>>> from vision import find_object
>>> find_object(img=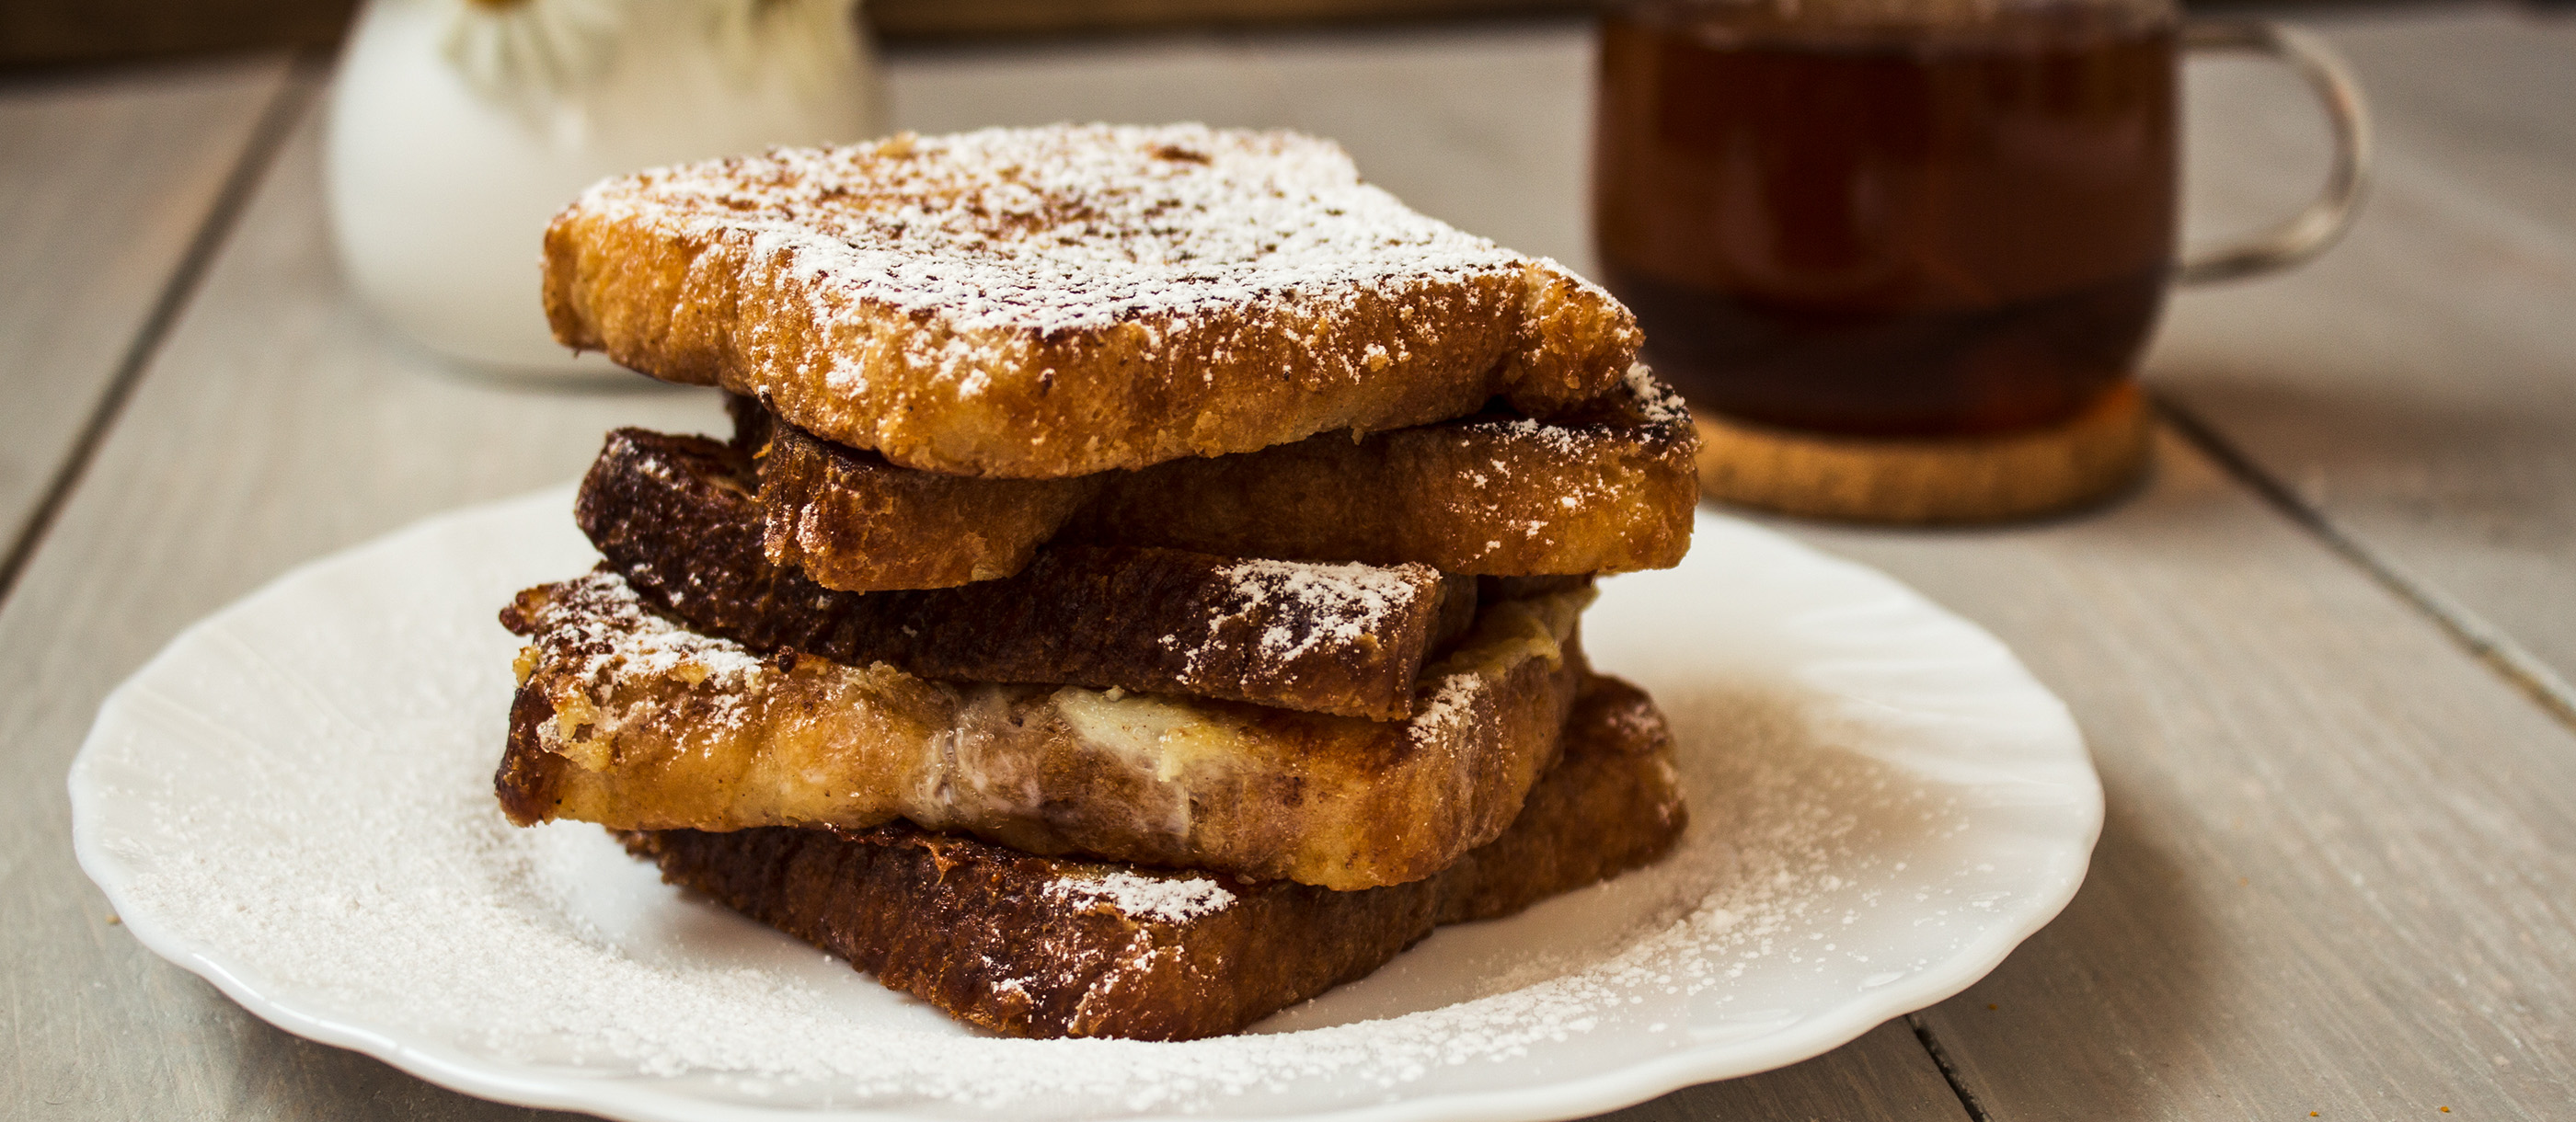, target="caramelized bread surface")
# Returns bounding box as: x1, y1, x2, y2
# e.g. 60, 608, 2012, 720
579, 429, 1473, 718
622, 674, 1686, 1040
750, 364, 1696, 590
497, 572, 1589, 888
756, 424, 1100, 590
1075, 364, 1699, 573
542, 124, 1638, 478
